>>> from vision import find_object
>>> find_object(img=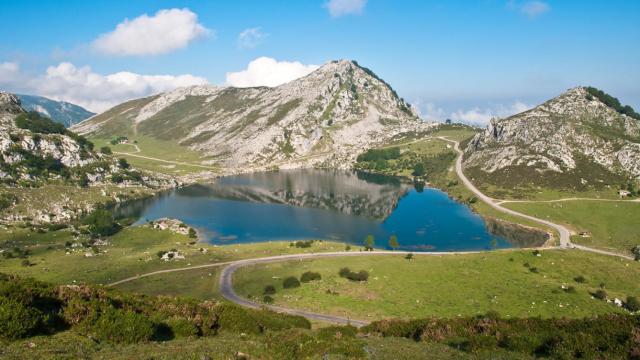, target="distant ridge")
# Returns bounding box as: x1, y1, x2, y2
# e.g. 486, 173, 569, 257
18, 94, 95, 127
